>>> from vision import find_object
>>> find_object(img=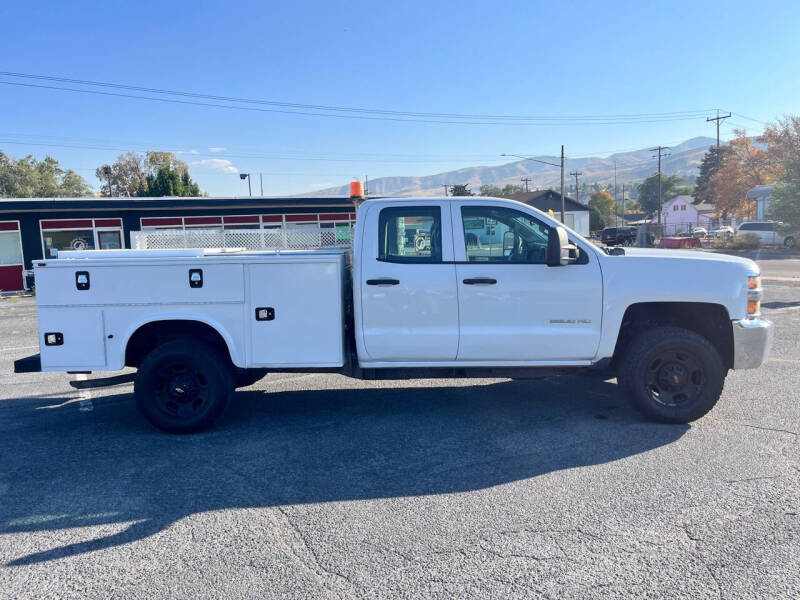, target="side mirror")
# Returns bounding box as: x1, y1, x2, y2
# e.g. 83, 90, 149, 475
502, 230, 515, 256
547, 226, 578, 266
